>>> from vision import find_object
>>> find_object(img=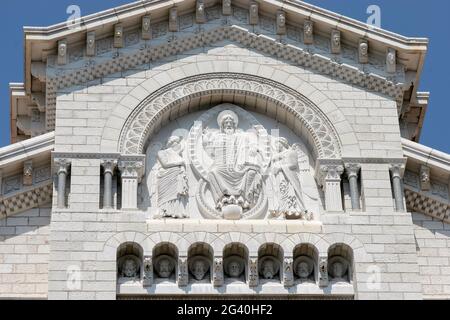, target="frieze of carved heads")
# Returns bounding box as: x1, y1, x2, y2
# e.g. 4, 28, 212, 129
304, 20, 314, 44
154, 255, 176, 279
276, 10, 286, 35
328, 256, 350, 283
189, 256, 210, 282
155, 136, 189, 219
294, 256, 314, 283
